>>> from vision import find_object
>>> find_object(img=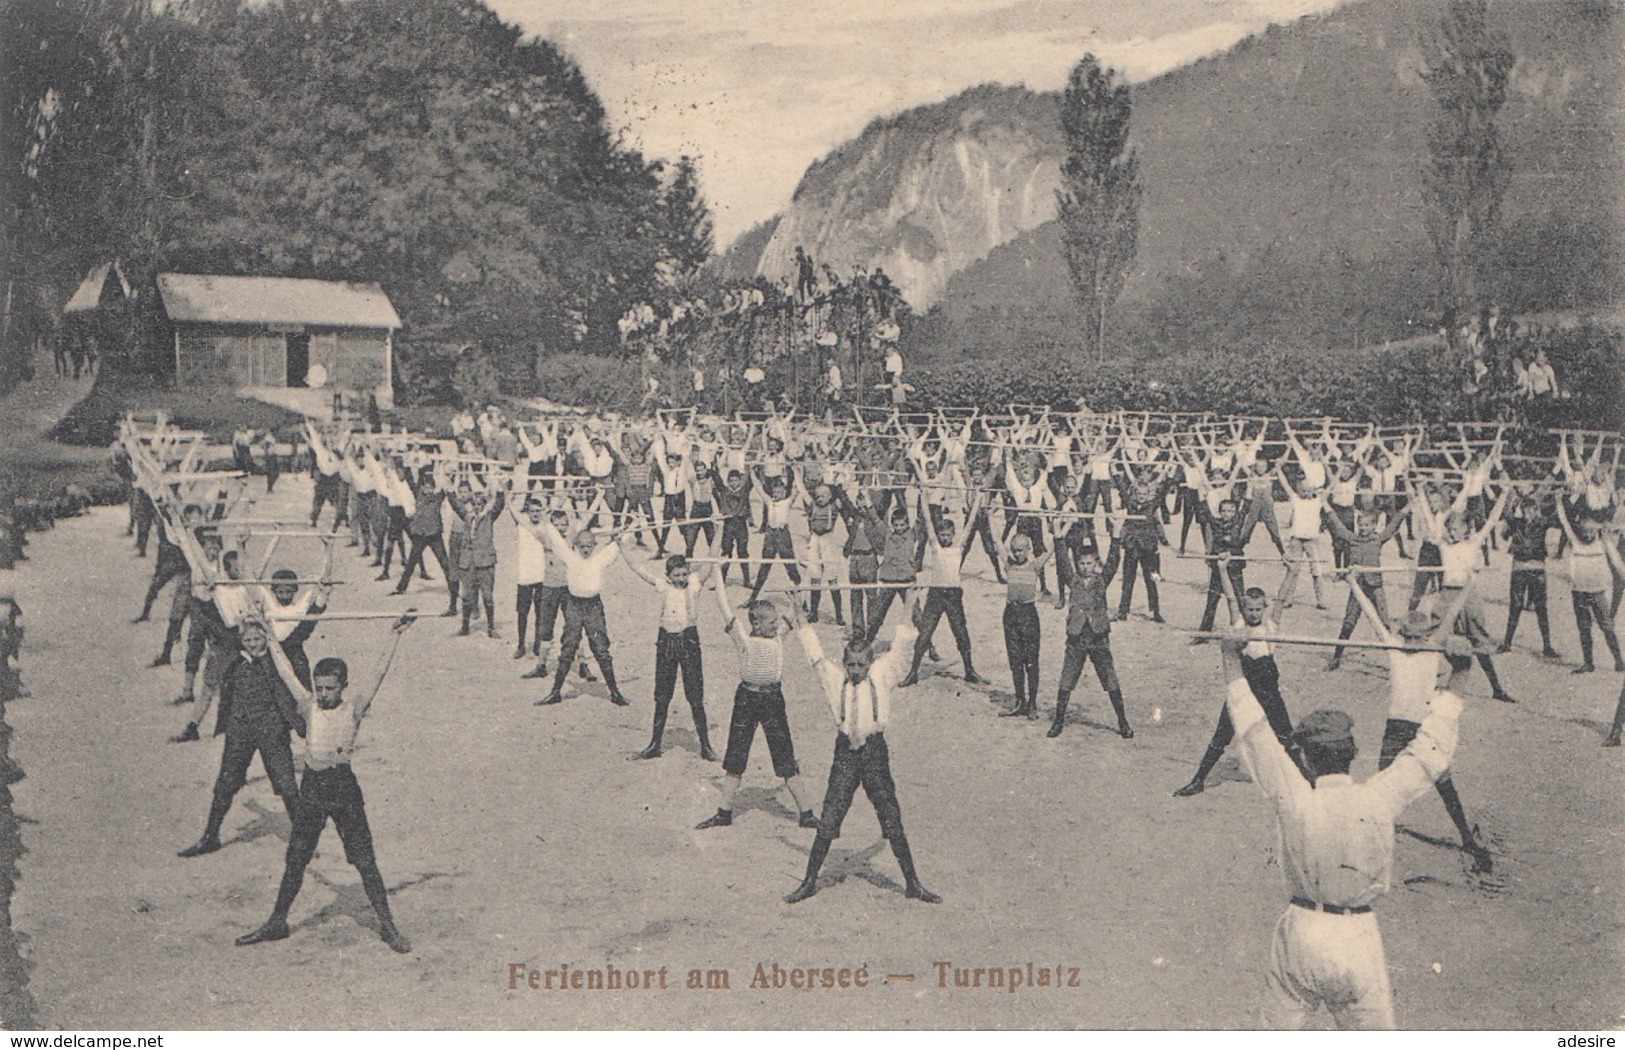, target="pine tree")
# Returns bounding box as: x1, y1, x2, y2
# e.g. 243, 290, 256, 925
658, 156, 714, 282
1055, 54, 1139, 363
